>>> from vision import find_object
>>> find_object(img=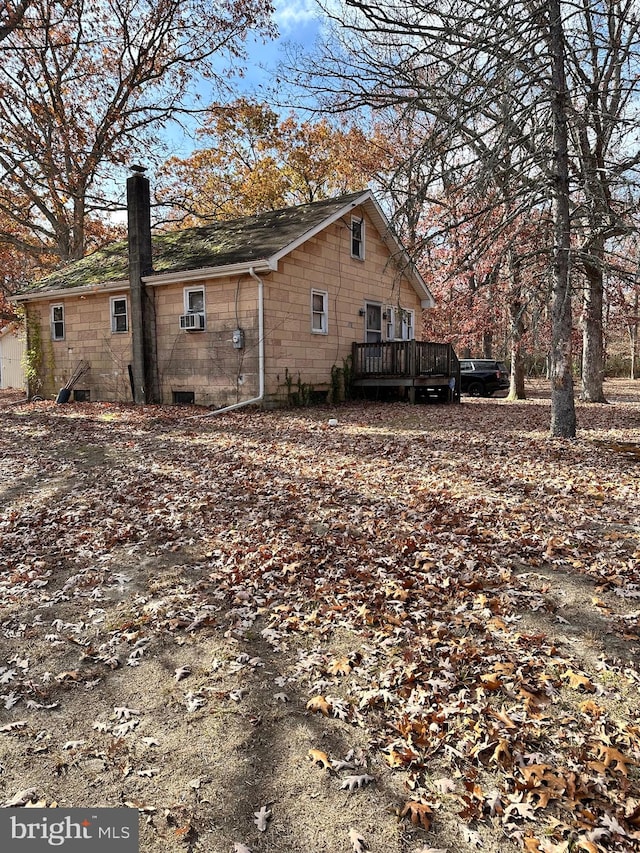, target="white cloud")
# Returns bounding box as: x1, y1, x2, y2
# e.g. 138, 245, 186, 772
275, 0, 320, 34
